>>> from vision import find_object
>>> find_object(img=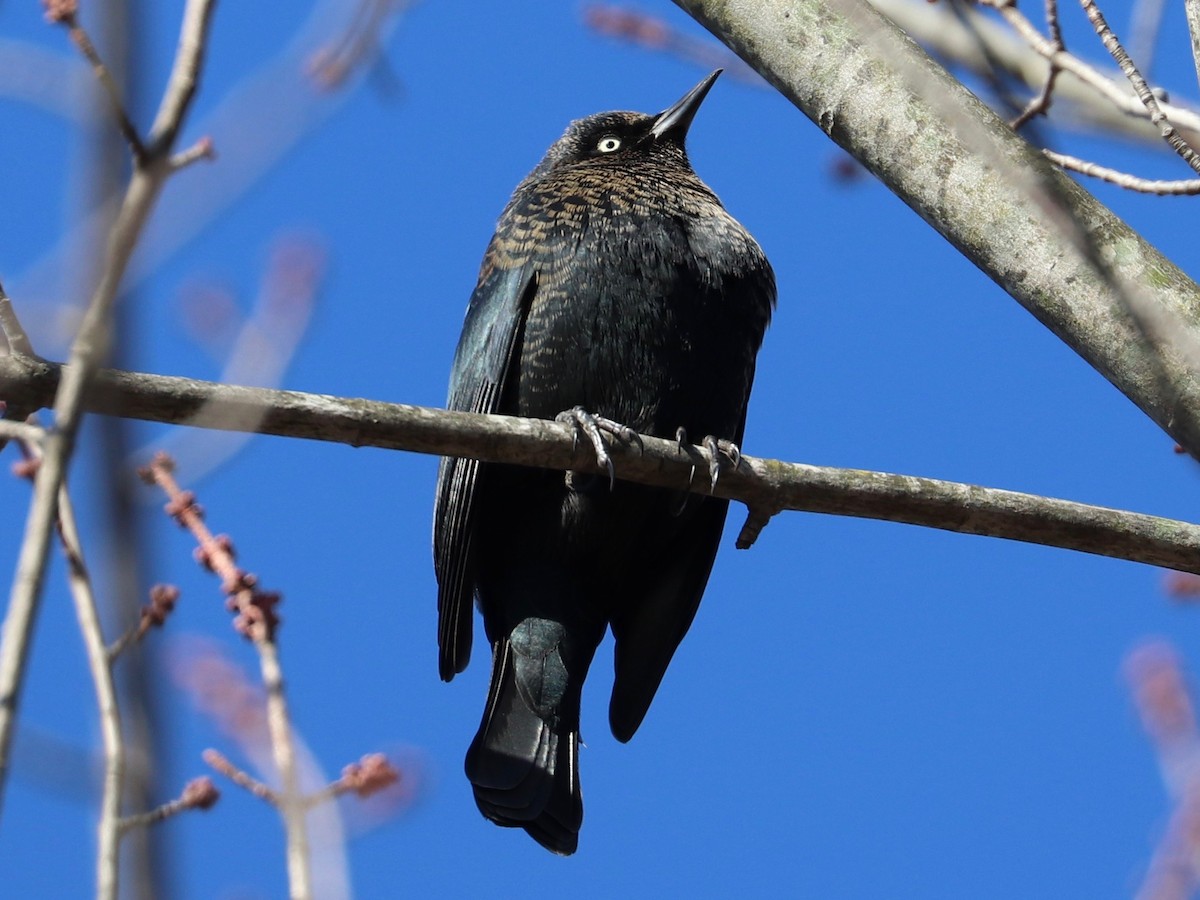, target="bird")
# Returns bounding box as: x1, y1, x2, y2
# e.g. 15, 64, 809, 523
432, 70, 775, 855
